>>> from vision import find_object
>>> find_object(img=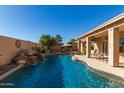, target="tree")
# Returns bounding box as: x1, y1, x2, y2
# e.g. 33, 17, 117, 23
39, 34, 57, 49
55, 34, 62, 44
67, 39, 75, 44
50, 36, 57, 45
